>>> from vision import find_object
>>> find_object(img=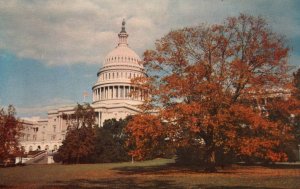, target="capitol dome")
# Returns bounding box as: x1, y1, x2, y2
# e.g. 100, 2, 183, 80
104, 44, 141, 66
102, 19, 142, 68
92, 19, 146, 107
